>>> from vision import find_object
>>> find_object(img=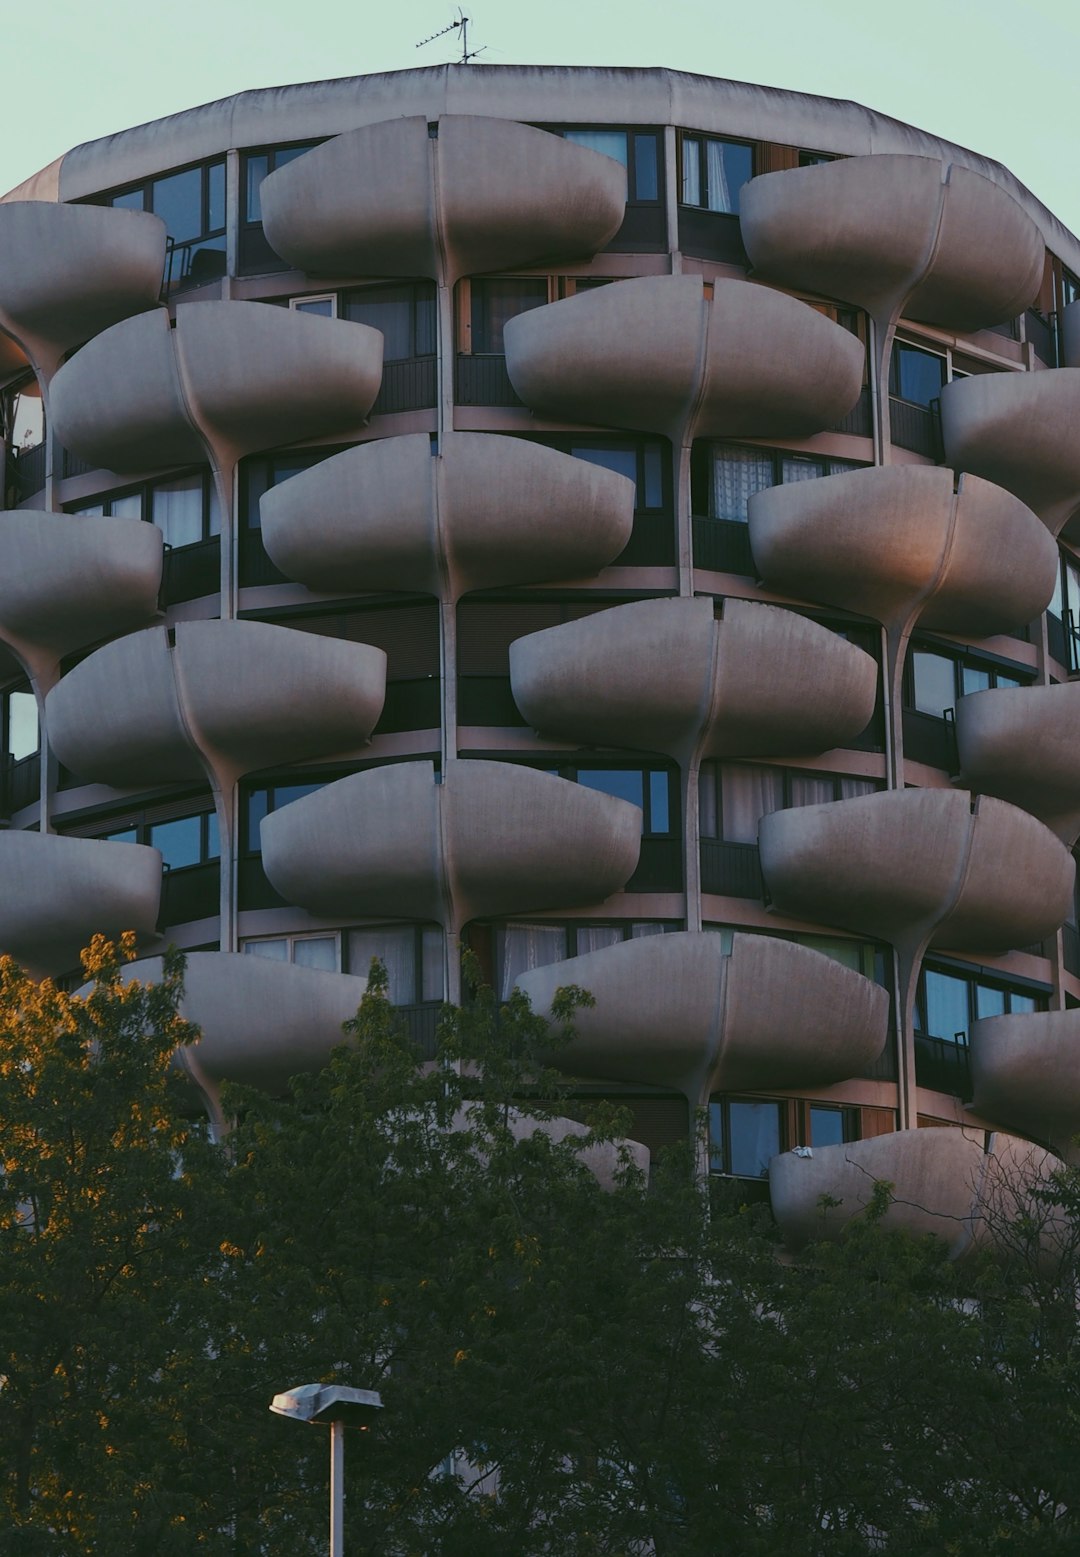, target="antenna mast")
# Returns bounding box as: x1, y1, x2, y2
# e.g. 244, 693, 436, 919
416, 8, 486, 65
